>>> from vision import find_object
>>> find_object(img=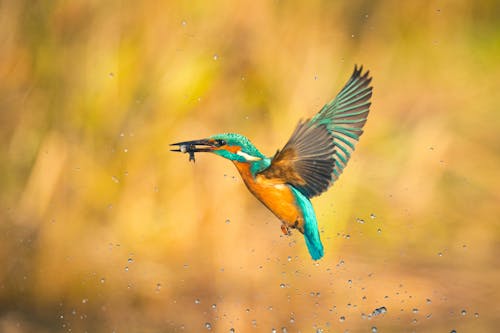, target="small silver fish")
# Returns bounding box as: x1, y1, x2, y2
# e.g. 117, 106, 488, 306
179, 144, 196, 162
